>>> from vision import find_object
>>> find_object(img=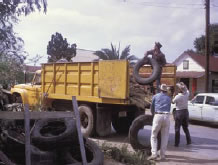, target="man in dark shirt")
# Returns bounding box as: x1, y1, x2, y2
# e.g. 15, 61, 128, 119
144, 42, 166, 92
